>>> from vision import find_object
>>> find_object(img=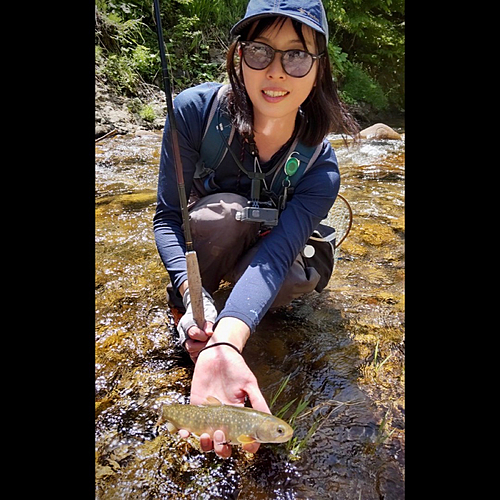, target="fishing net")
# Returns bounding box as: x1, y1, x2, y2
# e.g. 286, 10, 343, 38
309, 194, 353, 257
327, 194, 353, 248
